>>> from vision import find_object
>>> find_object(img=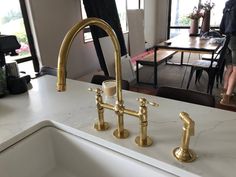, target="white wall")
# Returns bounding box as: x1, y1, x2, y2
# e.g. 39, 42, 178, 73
144, 0, 157, 47
144, 0, 169, 46
155, 0, 169, 43
26, 0, 100, 79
